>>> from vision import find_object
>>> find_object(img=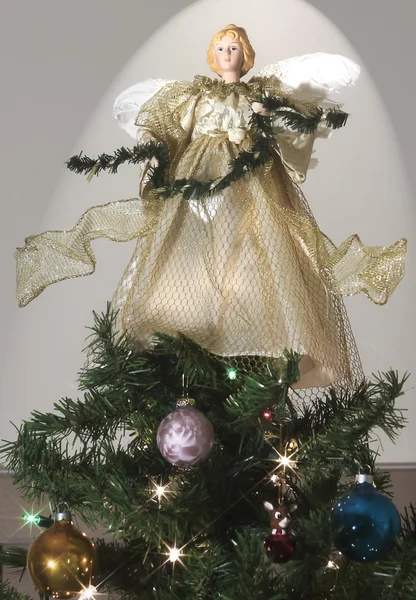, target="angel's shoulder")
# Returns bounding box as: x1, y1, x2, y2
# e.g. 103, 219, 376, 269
140, 80, 202, 113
